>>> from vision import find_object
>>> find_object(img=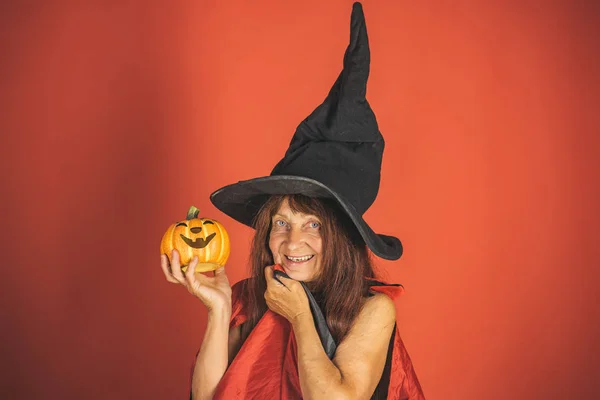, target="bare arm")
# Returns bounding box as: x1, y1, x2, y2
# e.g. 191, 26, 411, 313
191, 307, 231, 400
160, 251, 242, 400
190, 314, 243, 399
263, 266, 396, 399
292, 293, 396, 400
